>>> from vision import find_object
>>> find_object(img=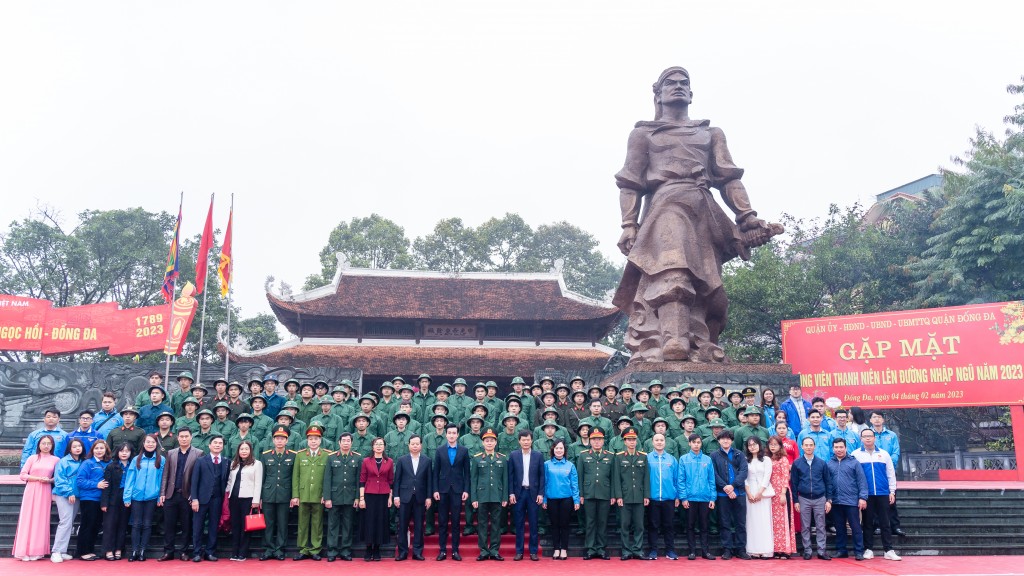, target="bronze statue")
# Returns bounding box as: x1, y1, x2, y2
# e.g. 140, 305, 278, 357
613, 66, 782, 364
